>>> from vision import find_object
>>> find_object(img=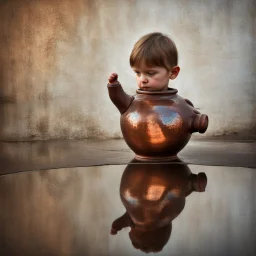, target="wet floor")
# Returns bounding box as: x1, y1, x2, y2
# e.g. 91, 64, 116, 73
1, 137, 256, 176
0, 162, 255, 256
